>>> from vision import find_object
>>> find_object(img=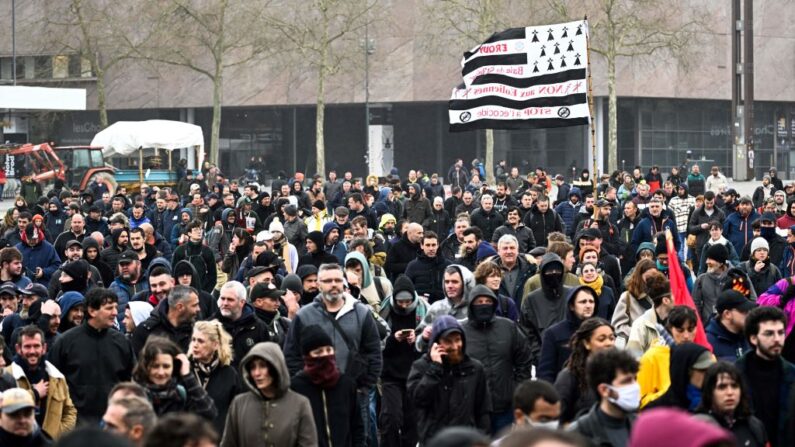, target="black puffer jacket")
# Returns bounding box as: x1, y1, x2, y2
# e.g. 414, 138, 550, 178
407, 322, 491, 444
132, 299, 194, 355
48, 322, 136, 422
422, 208, 451, 239
523, 205, 566, 246
215, 303, 271, 368
404, 254, 451, 303
462, 285, 533, 412
469, 207, 505, 242
385, 233, 420, 280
